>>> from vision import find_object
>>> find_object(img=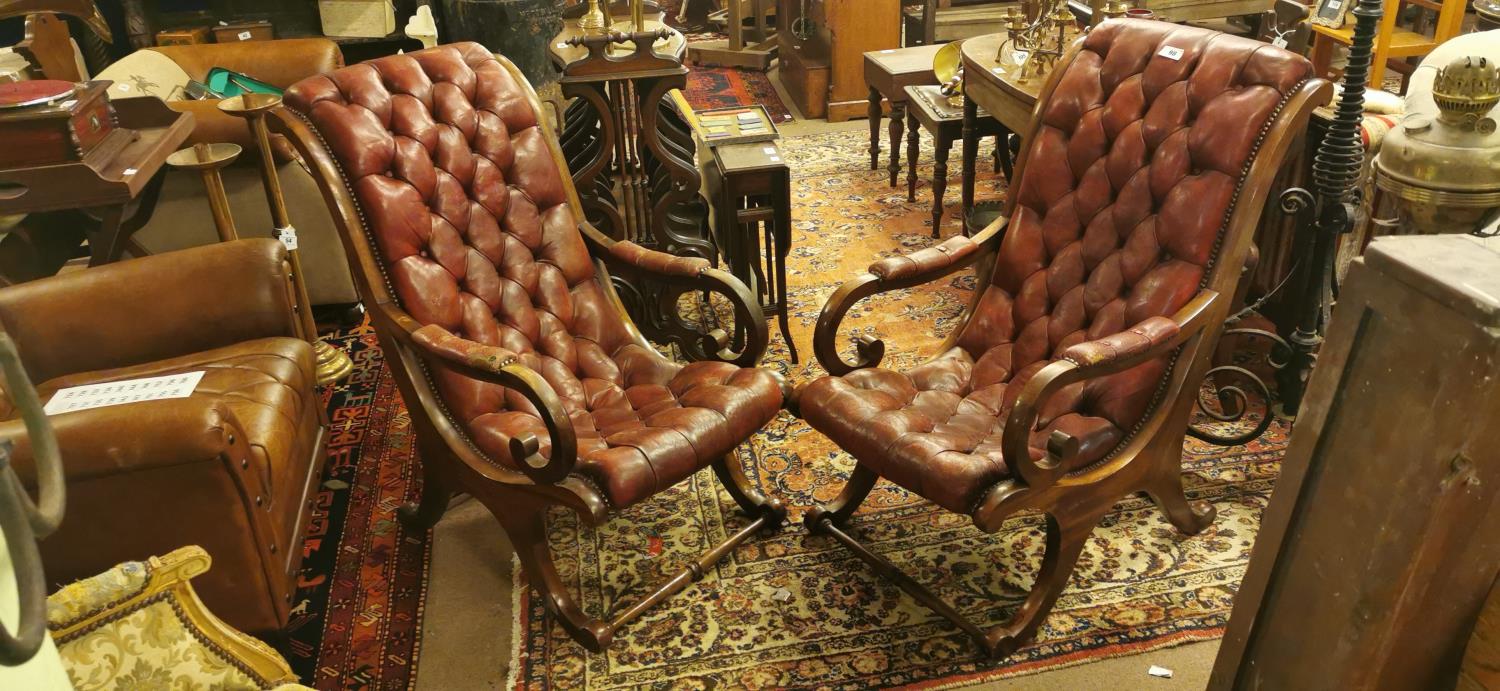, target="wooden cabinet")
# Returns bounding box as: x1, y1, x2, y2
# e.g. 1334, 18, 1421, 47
1211, 234, 1500, 690
778, 0, 900, 121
